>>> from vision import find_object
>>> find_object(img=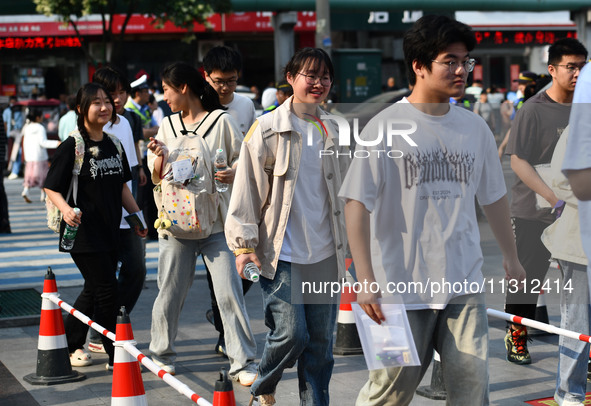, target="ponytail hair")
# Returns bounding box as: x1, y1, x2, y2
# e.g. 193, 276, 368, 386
161, 62, 225, 113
